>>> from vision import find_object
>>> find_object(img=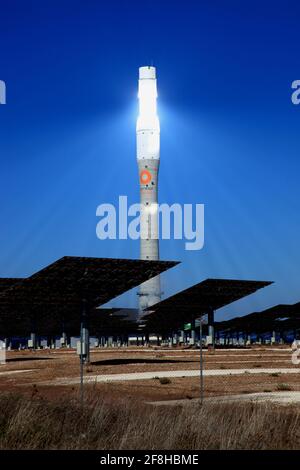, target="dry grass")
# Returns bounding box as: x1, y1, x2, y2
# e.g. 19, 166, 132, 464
1, 391, 300, 449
